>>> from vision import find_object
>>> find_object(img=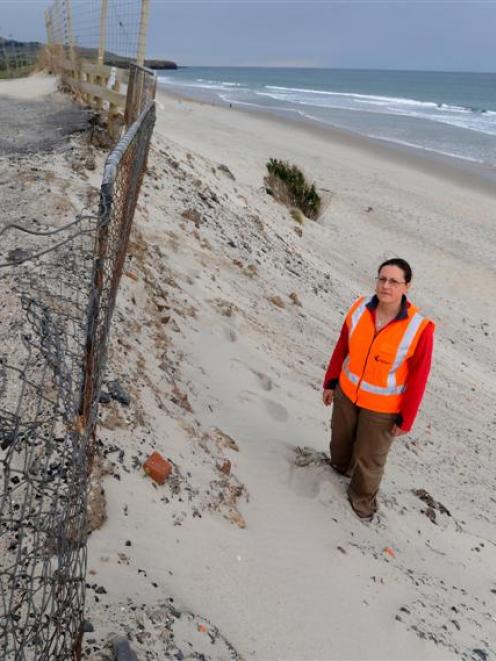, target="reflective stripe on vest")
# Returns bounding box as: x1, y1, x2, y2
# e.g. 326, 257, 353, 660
349, 296, 373, 338
344, 307, 425, 397
386, 311, 424, 389
342, 356, 405, 396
